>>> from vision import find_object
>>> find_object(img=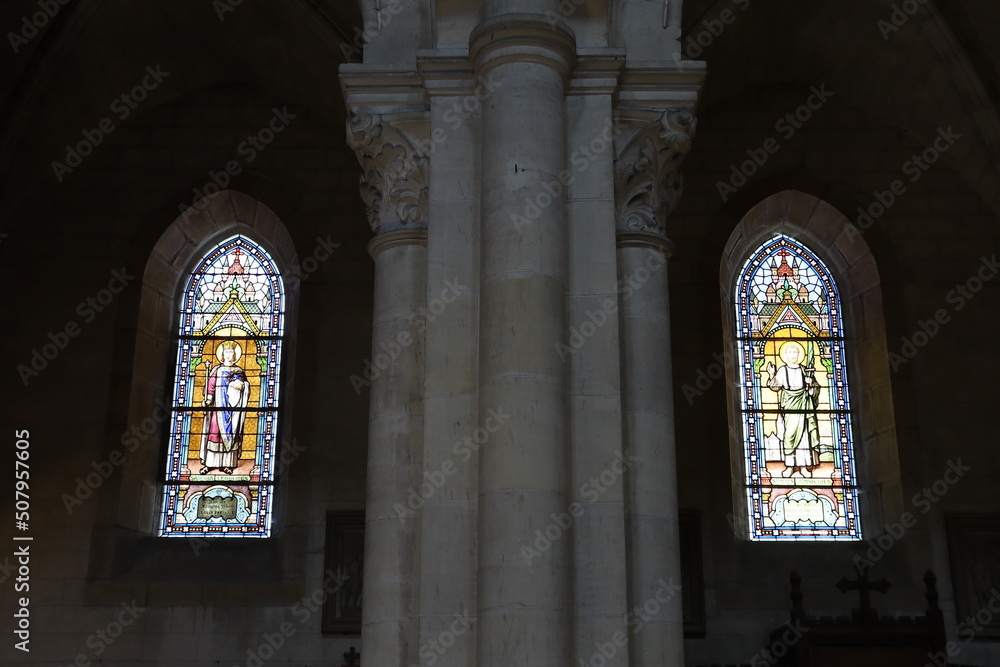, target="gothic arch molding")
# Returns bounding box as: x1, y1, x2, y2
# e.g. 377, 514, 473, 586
117, 189, 300, 535
682, 0, 1000, 218
719, 189, 904, 539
